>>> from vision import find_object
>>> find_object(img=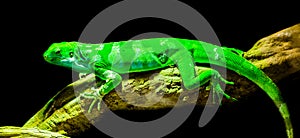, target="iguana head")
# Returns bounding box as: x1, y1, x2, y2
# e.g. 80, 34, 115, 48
43, 42, 77, 68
